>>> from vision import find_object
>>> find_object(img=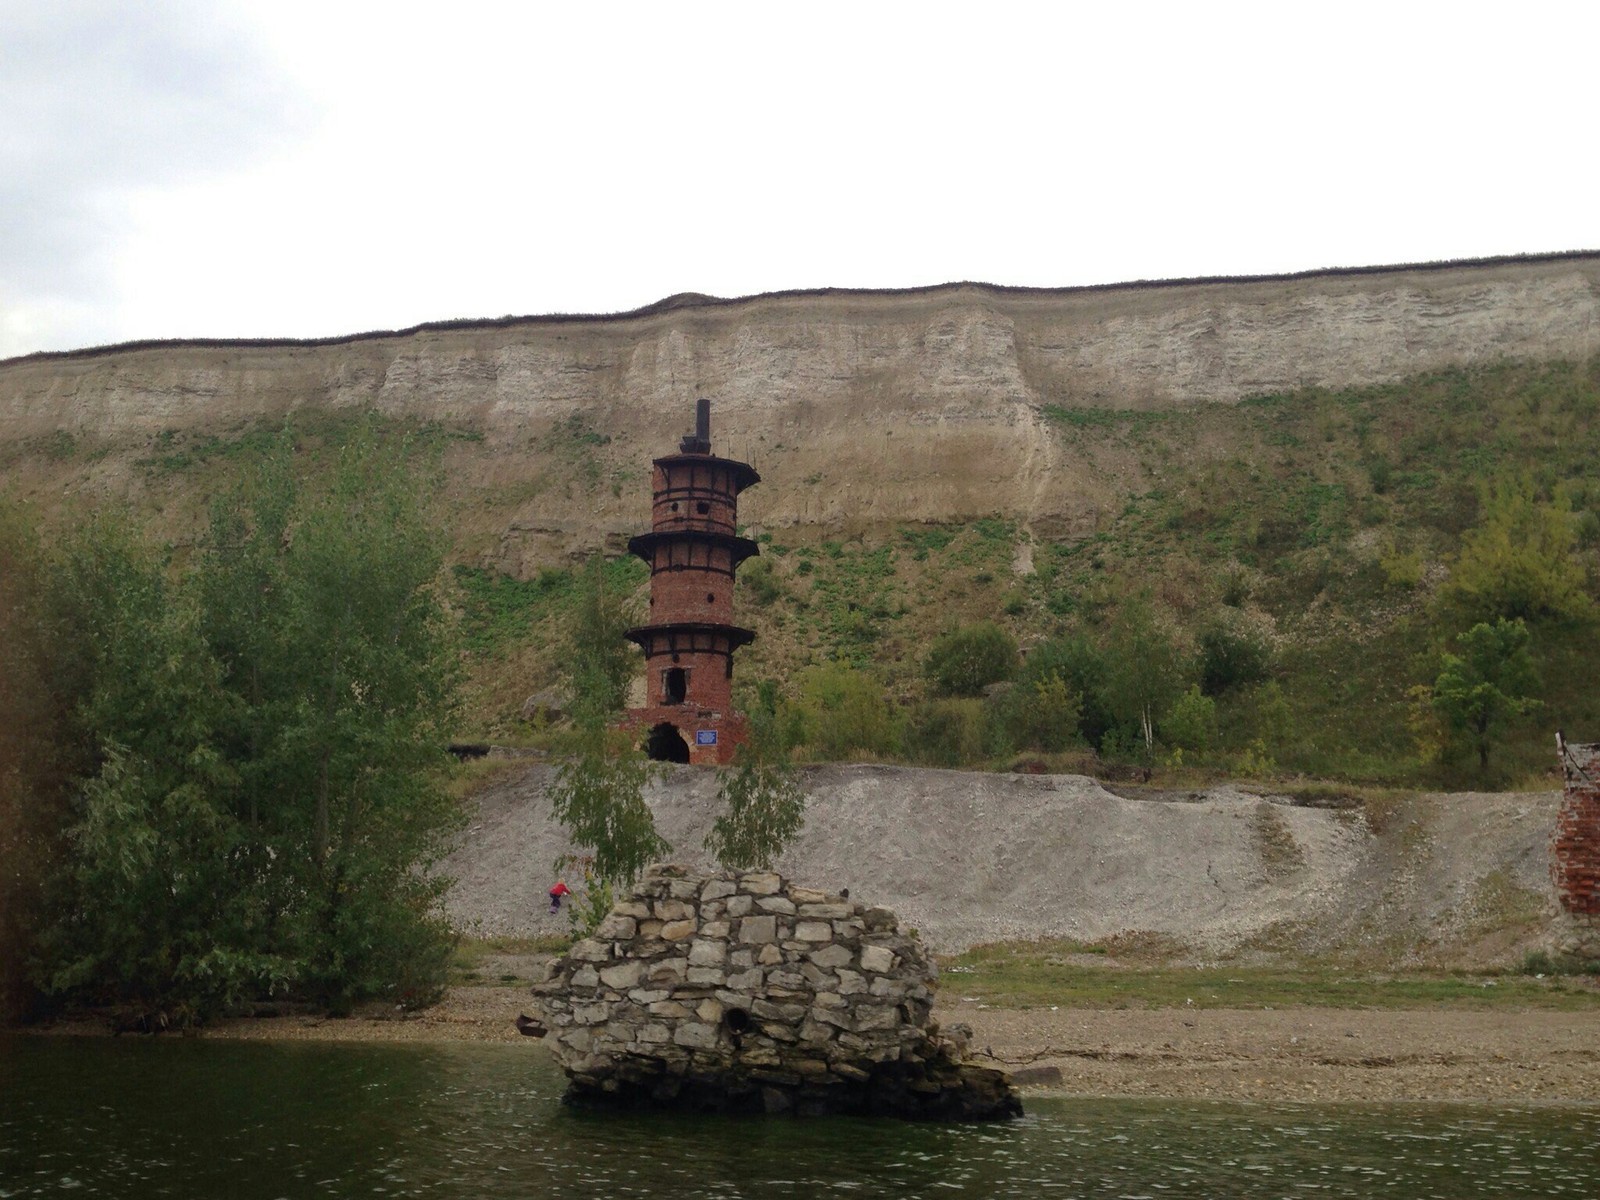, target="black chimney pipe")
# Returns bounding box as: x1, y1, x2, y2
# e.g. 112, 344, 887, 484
680, 398, 713, 454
